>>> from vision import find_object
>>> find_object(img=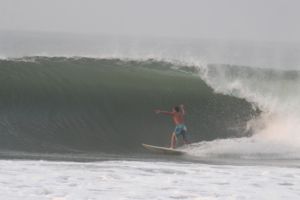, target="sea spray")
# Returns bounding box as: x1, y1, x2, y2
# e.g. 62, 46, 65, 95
186, 63, 300, 159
